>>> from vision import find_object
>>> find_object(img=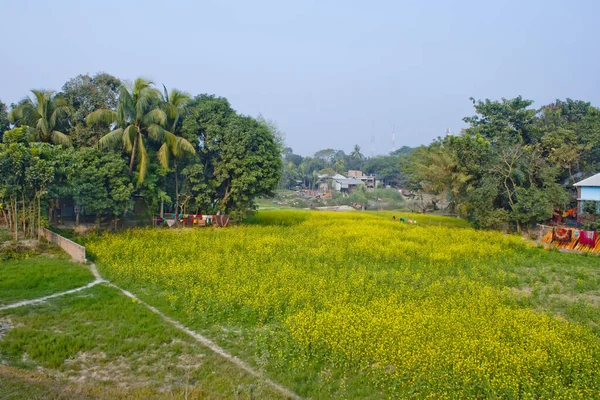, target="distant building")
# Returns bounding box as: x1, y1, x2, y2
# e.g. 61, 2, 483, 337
333, 177, 363, 193
347, 170, 376, 188
347, 170, 363, 178
574, 172, 600, 214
